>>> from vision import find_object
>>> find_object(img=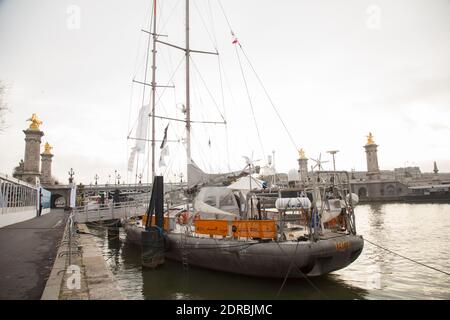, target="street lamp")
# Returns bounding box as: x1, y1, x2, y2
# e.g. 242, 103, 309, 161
68, 168, 75, 184
94, 174, 99, 185
117, 174, 121, 185
114, 170, 117, 185
138, 173, 142, 184
327, 150, 339, 171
